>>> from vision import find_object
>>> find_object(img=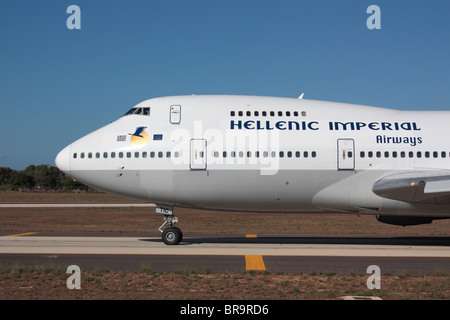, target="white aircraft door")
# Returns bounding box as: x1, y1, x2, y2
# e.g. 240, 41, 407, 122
190, 139, 207, 170
337, 139, 355, 170
170, 105, 181, 124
